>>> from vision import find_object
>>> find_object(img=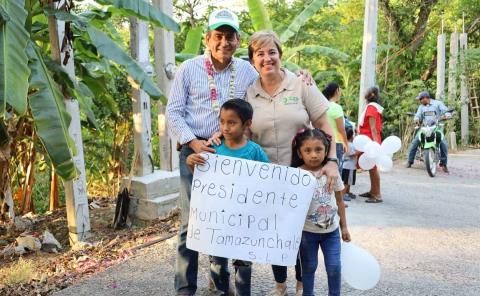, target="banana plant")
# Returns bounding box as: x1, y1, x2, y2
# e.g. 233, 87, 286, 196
246, 0, 349, 73
181, 26, 203, 55
0, 0, 179, 184
0, 0, 30, 118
